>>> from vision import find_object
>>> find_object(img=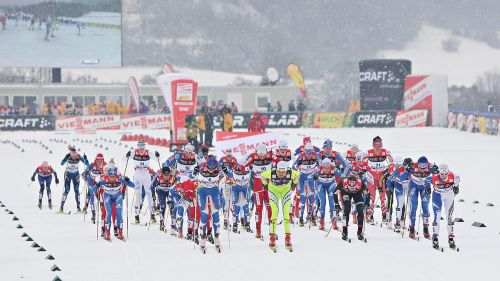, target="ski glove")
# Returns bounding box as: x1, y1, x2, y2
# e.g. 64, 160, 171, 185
453, 186, 459, 195
126, 151, 131, 158
425, 187, 431, 194
313, 174, 319, 180
55, 178, 59, 184
155, 151, 160, 158
124, 176, 131, 183
83, 154, 87, 161
31, 176, 35, 182
222, 166, 229, 174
